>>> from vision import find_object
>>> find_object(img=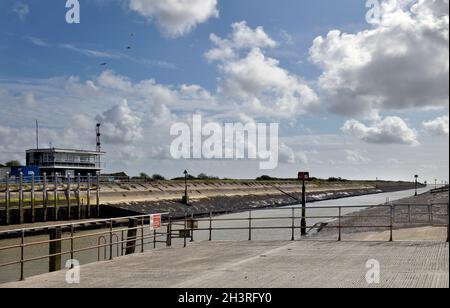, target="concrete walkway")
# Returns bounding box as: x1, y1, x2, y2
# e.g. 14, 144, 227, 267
1, 240, 448, 288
